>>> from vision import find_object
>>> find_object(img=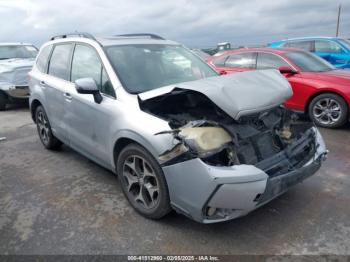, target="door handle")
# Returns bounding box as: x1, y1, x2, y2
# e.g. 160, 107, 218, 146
39, 81, 46, 86
63, 92, 72, 100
